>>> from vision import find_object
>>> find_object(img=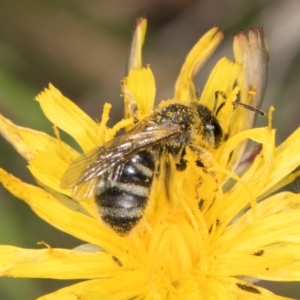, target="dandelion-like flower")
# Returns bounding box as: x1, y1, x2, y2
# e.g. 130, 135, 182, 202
1, 18, 300, 299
